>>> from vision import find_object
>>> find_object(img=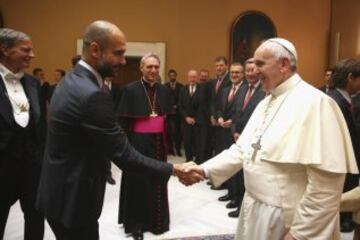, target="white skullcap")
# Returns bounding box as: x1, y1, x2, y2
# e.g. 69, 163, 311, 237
266, 38, 298, 61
